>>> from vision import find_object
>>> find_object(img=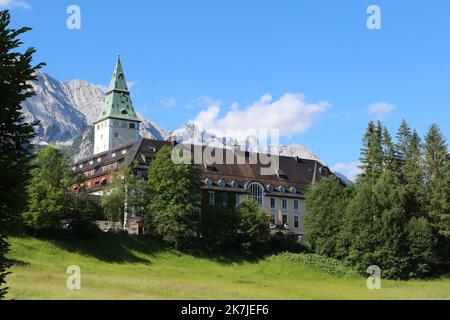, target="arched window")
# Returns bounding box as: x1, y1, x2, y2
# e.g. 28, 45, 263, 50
247, 182, 264, 207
